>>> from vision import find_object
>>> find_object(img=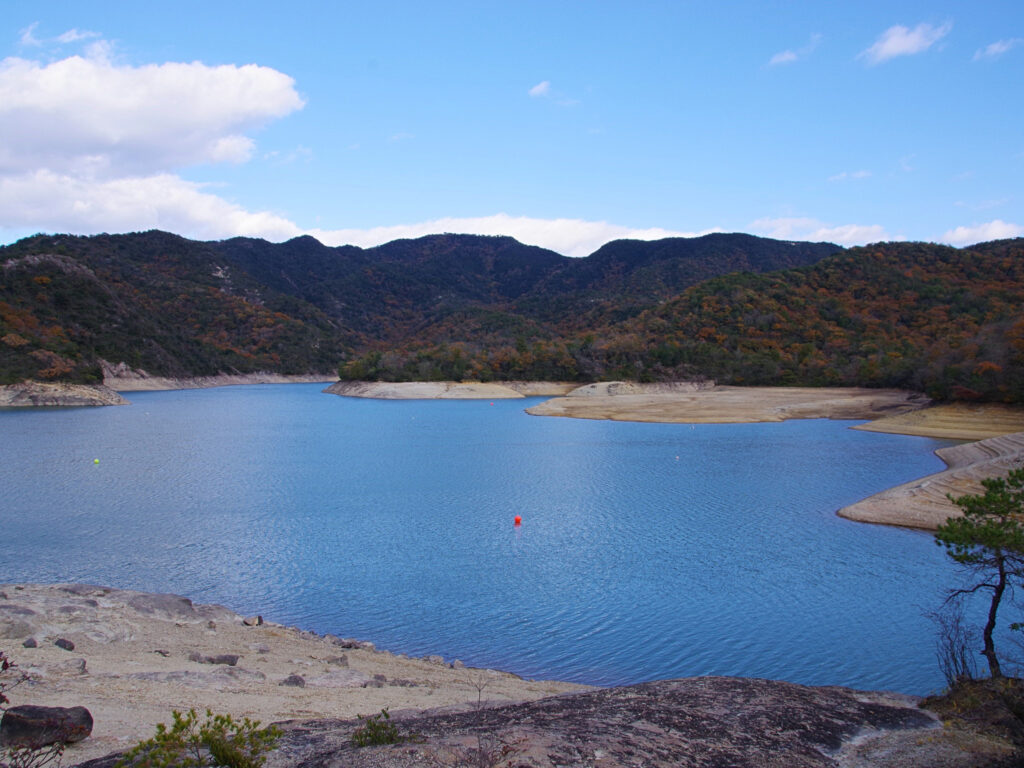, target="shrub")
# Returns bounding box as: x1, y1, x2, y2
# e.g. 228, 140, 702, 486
115, 709, 280, 768
351, 708, 401, 747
